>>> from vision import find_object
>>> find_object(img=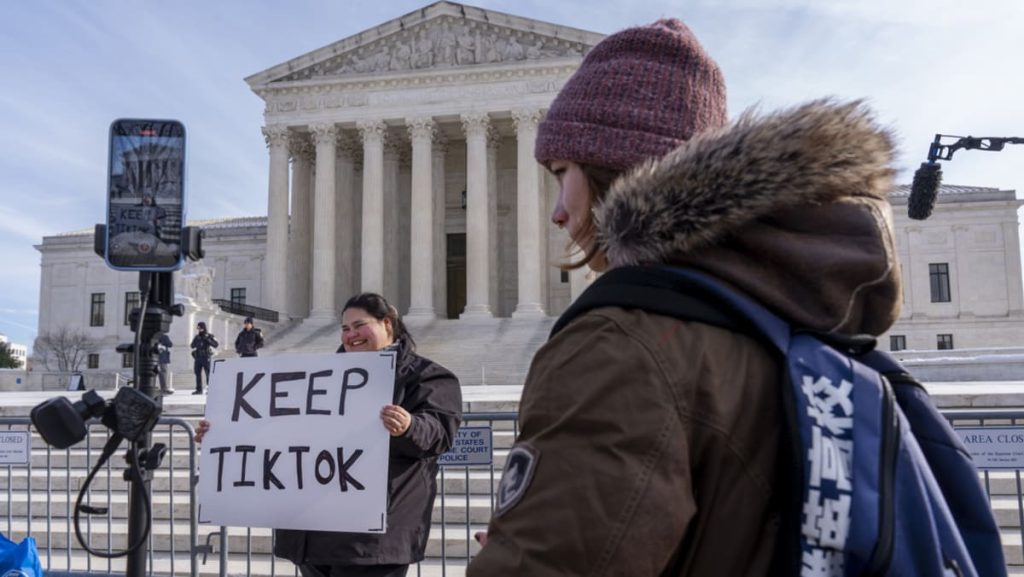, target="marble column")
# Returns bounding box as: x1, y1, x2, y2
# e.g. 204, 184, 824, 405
335, 135, 359, 307
487, 130, 501, 316
905, 225, 922, 319
951, 224, 968, 317
287, 133, 314, 318
262, 125, 290, 316
460, 112, 493, 318
383, 137, 402, 304
432, 134, 449, 318
358, 120, 387, 294
1004, 221, 1024, 314
406, 116, 437, 319
900, 226, 914, 317
511, 109, 546, 318
309, 123, 338, 320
